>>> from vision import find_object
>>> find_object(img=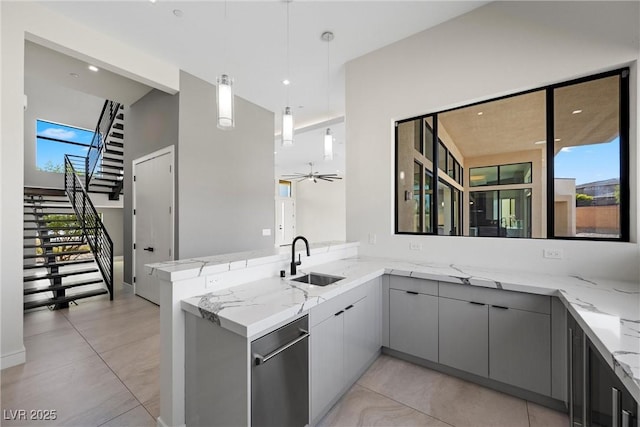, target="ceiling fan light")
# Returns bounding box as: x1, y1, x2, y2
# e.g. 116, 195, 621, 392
216, 74, 234, 130
324, 128, 333, 160
282, 106, 294, 146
